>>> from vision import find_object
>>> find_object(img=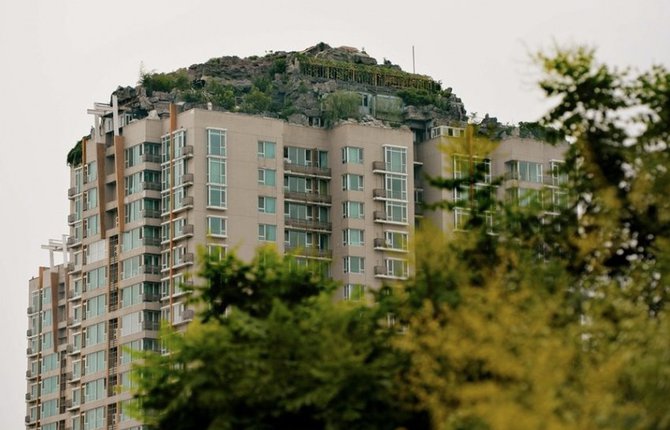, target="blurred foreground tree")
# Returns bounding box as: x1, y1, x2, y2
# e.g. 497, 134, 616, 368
394, 47, 670, 430
132, 247, 429, 430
